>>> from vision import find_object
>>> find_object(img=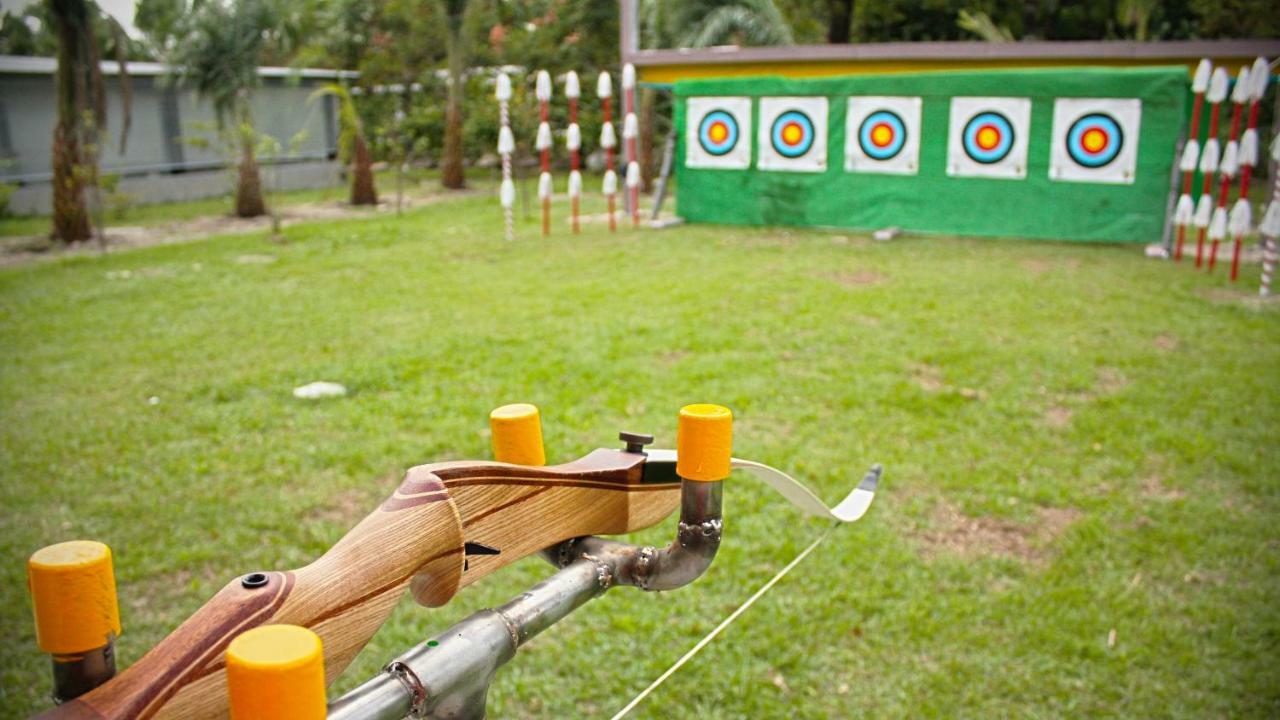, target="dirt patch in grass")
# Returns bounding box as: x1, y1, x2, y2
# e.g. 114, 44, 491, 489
656, 349, 689, 366
1154, 334, 1180, 352
911, 362, 945, 391
1141, 474, 1187, 501
1044, 406, 1073, 428
1094, 367, 1128, 395
914, 501, 1082, 564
